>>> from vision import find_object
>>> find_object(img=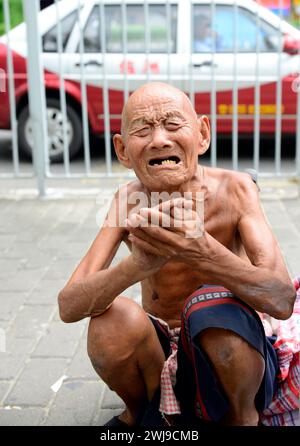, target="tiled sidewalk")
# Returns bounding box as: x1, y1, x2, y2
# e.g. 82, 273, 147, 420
0, 186, 299, 425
